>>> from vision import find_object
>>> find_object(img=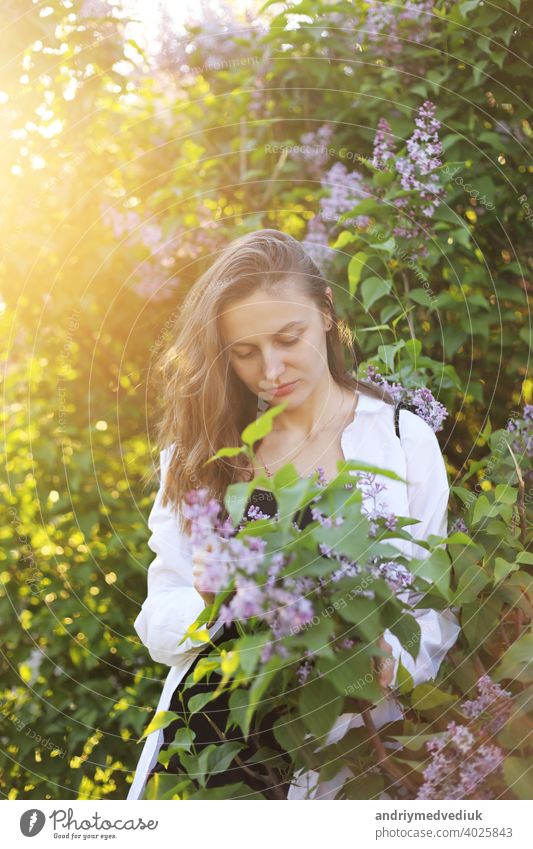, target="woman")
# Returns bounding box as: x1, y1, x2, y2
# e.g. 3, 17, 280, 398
127, 229, 460, 800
